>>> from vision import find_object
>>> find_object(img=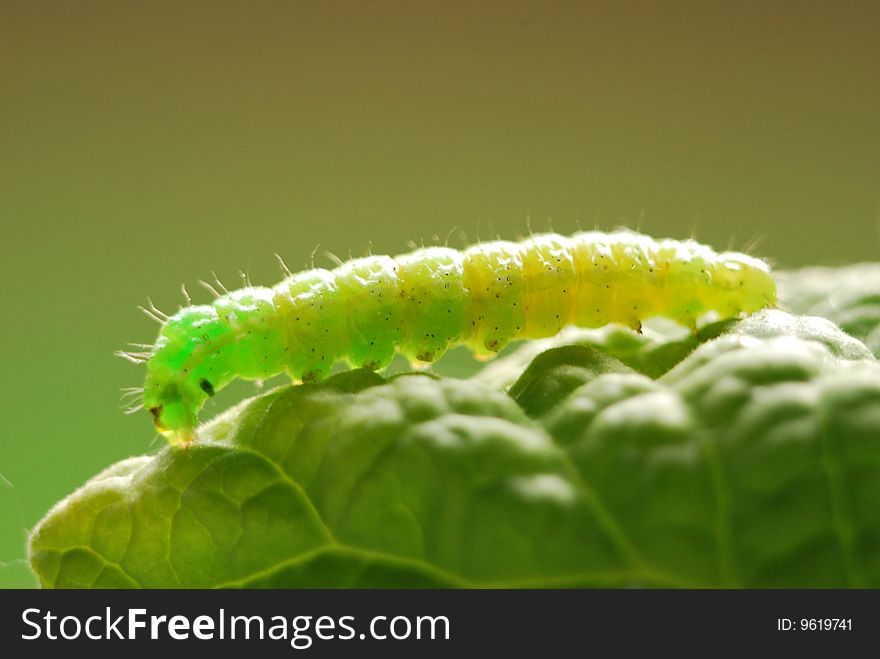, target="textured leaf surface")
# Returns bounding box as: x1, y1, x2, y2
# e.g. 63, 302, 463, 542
29, 305, 880, 588
778, 263, 880, 356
